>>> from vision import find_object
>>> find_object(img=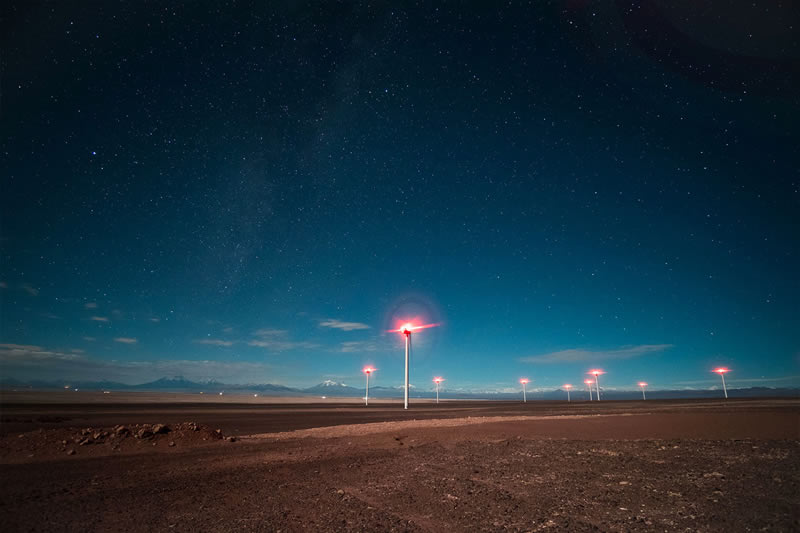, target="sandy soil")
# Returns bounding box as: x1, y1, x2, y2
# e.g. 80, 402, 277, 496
0, 397, 798, 532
